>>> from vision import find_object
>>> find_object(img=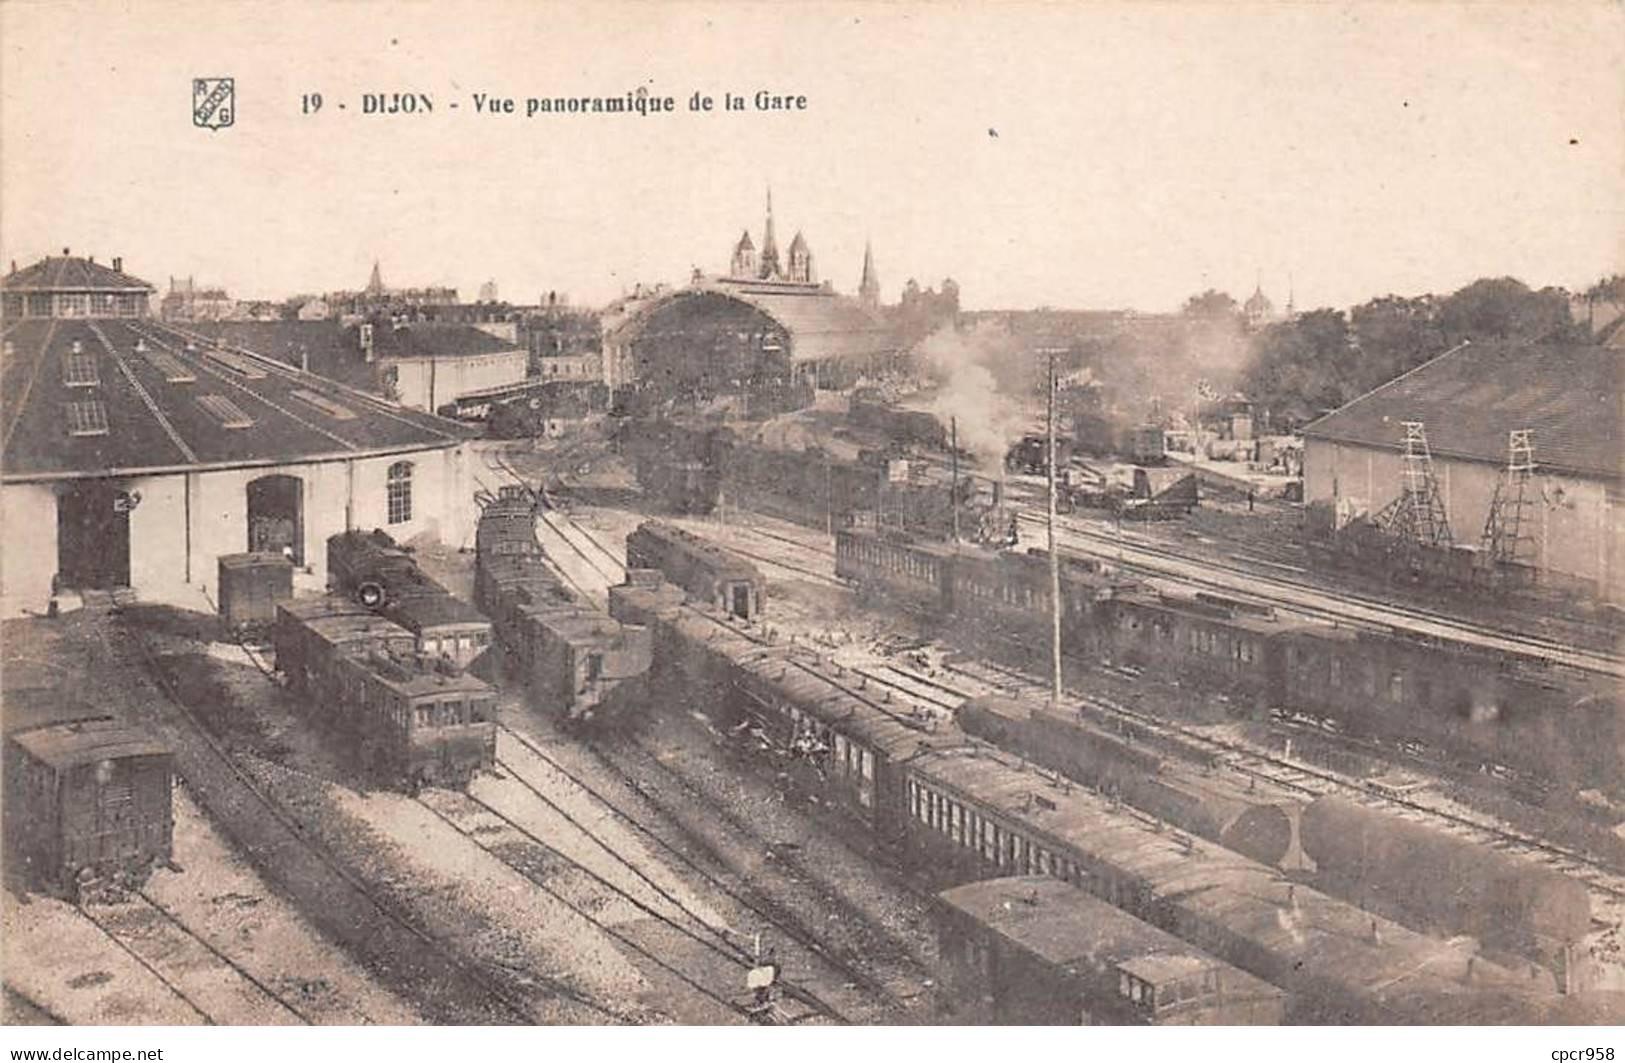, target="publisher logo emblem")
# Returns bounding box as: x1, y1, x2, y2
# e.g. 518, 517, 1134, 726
193, 77, 234, 130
